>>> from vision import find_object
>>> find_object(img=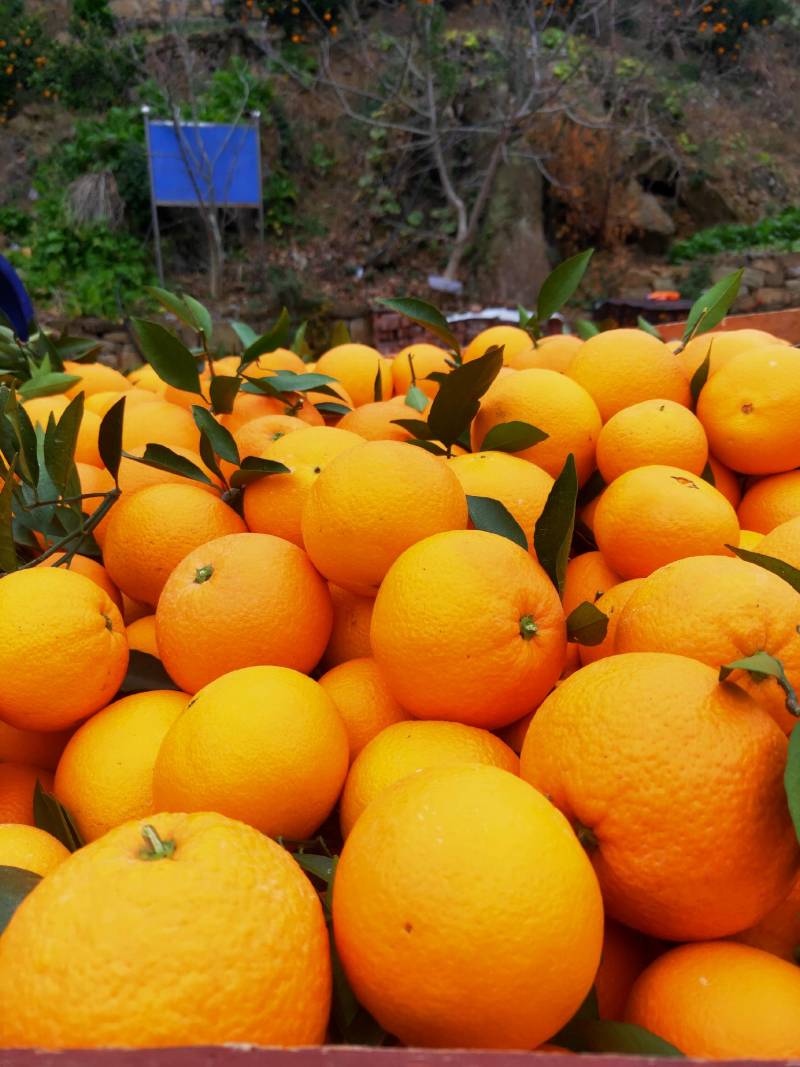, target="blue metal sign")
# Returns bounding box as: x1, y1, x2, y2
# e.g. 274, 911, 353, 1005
145, 119, 262, 207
